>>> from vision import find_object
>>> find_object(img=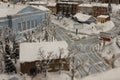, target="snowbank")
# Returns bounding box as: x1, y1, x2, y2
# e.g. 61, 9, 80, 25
81, 68, 120, 80
100, 38, 120, 60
